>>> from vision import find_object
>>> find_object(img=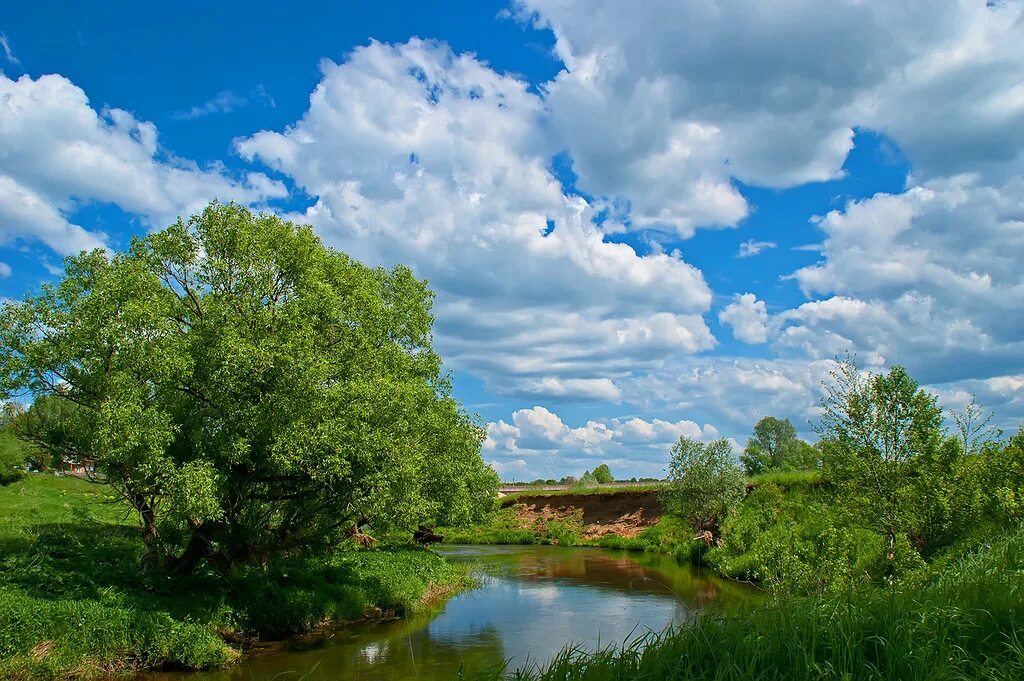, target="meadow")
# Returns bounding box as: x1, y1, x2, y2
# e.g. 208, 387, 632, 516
0, 474, 471, 679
